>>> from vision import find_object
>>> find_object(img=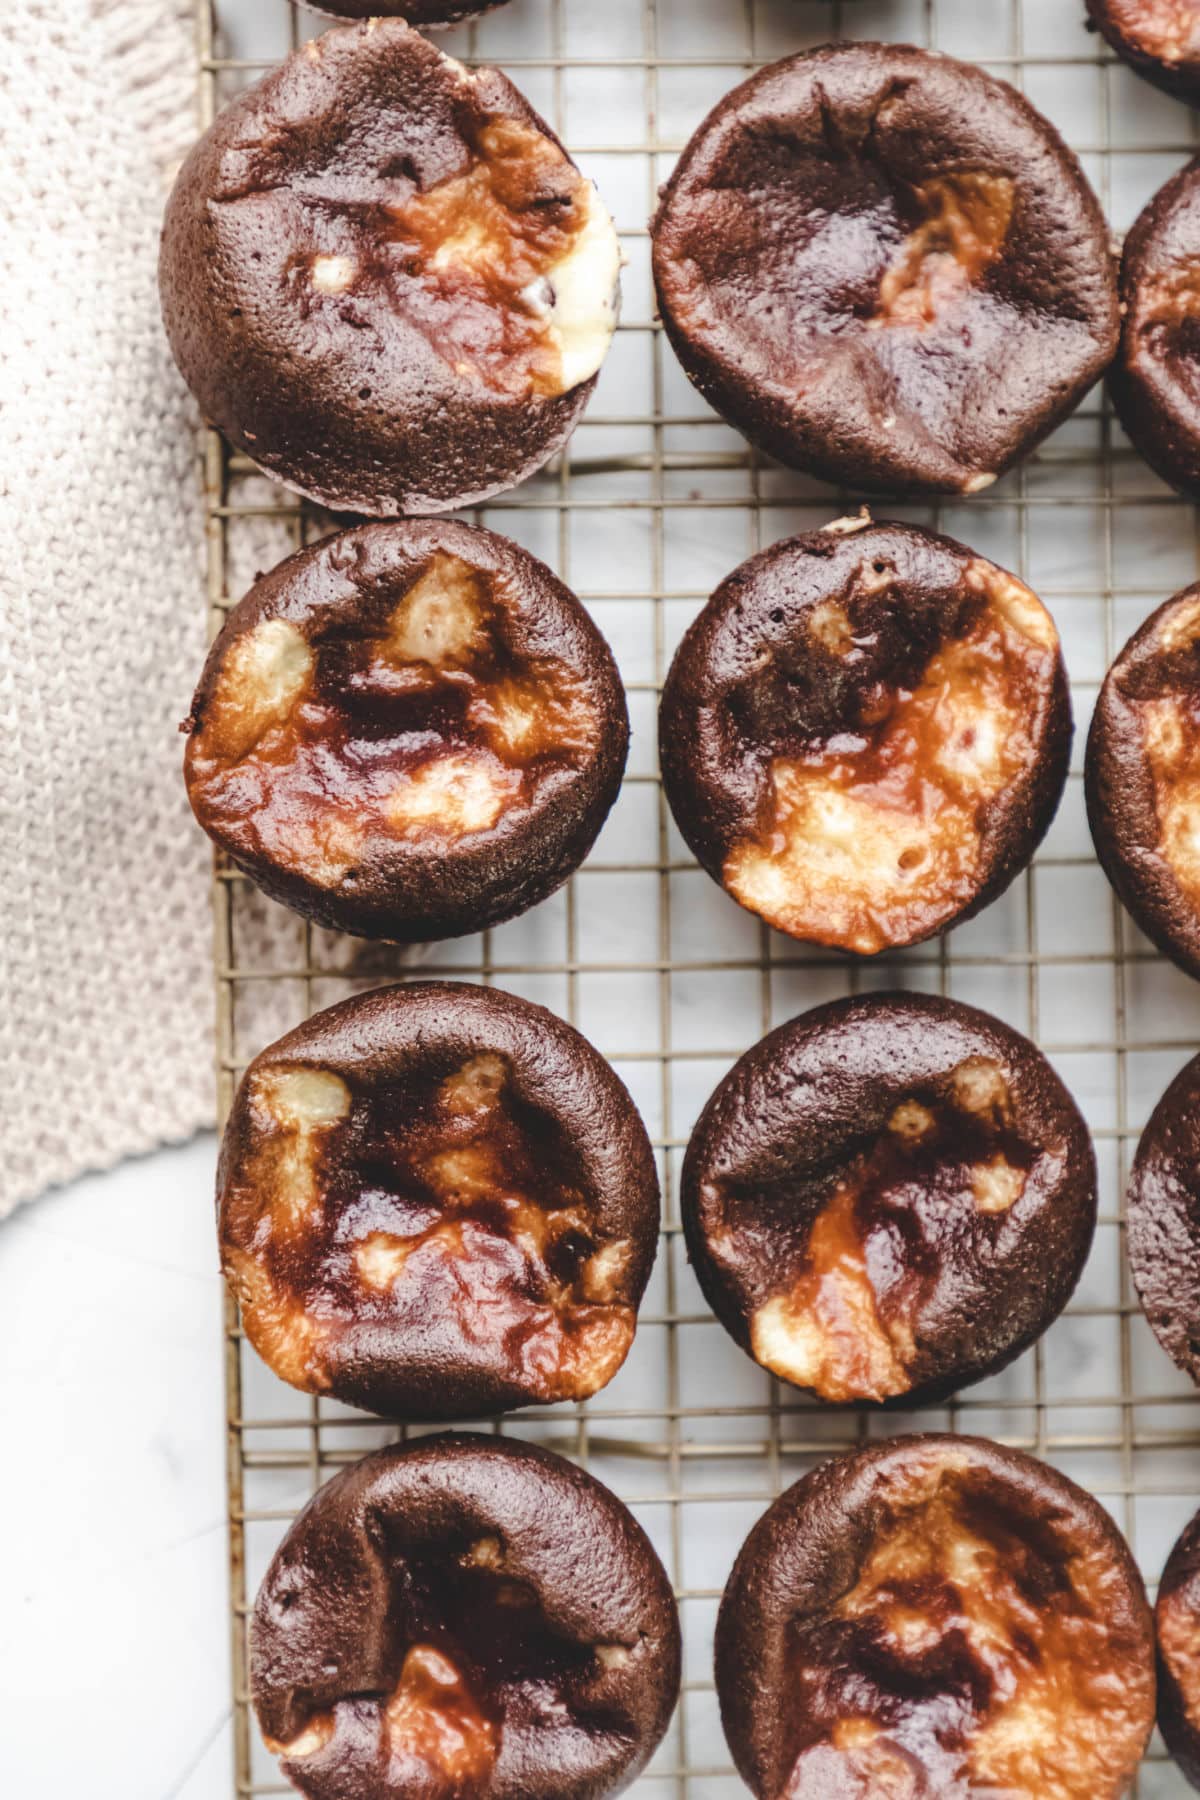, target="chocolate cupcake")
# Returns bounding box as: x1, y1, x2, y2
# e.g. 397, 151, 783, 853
183, 519, 627, 942
1086, 584, 1200, 977
314, 2, 506, 20
218, 982, 659, 1418
651, 43, 1118, 497
659, 518, 1071, 955
159, 20, 620, 515
1127, 1050, 1200, 1384
1156, 1508, 1200, 1790
1110, 161, 1200, 501
682, 993, 1096, 1407
1088, 0, 1200, 104
716, 1433, 1156, 1799
252, 1433, 681, 1799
